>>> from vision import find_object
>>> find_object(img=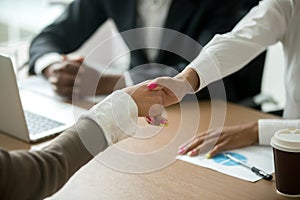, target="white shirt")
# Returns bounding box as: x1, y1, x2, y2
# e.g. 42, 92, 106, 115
137, 0, 172, 62
34, 0, 172, 76
188, 0, 300, 145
